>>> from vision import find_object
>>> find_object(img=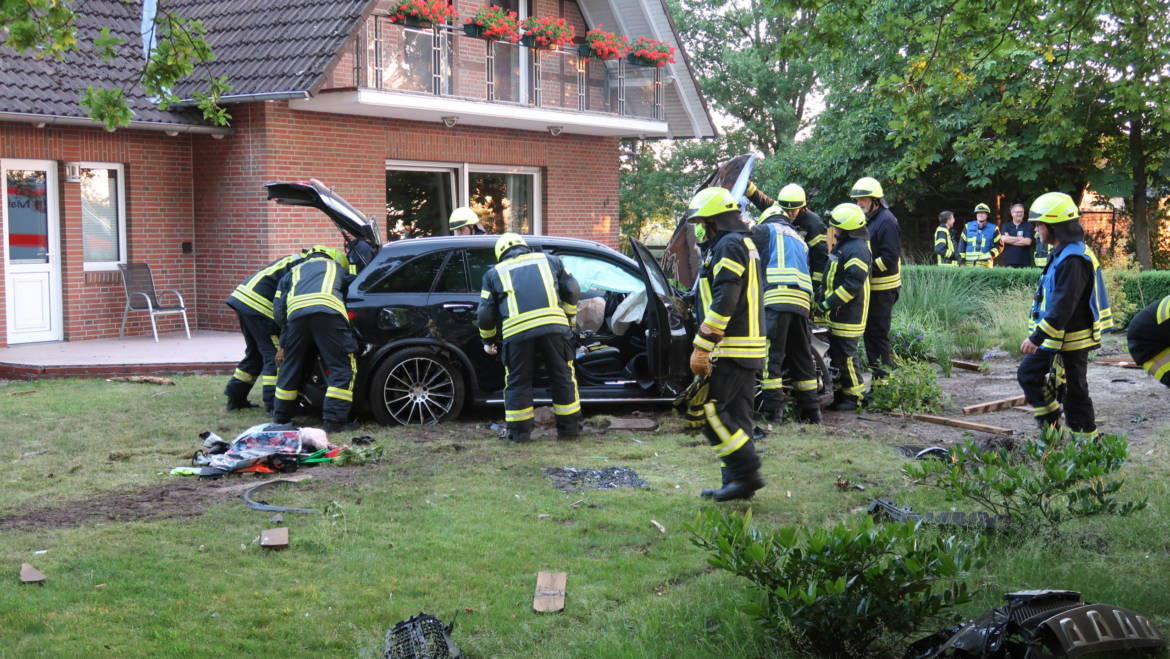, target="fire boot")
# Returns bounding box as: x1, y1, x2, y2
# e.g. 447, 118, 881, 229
709, 443, 765, 502
225, 397, 258, 411
796, 406, 823, 424
710, 472, 766, 502
507, 419, 535, 443
556, 415, 583, 439
827, 394, 858, 411
699, 467, 732, 499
